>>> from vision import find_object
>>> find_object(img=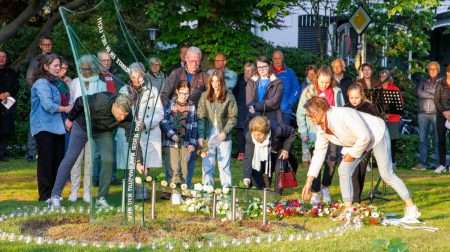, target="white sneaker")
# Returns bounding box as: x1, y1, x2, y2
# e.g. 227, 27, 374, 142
83, 193, 91, 203
434, 165, 447, 174
96, 197, 110, 208
400, 205, 421, 224
321, 187, 332, 204
310, 193, 321, 206
68, 191, 78, 202
49, 197, 61, 208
